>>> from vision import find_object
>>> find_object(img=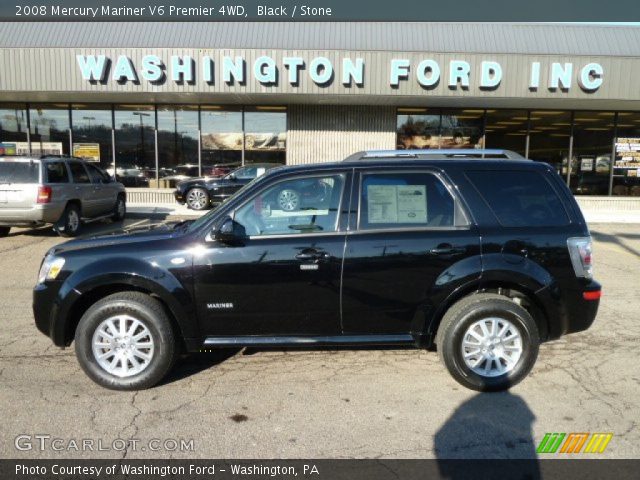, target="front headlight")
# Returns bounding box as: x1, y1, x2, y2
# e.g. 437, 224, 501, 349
37, 256, 65, 284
